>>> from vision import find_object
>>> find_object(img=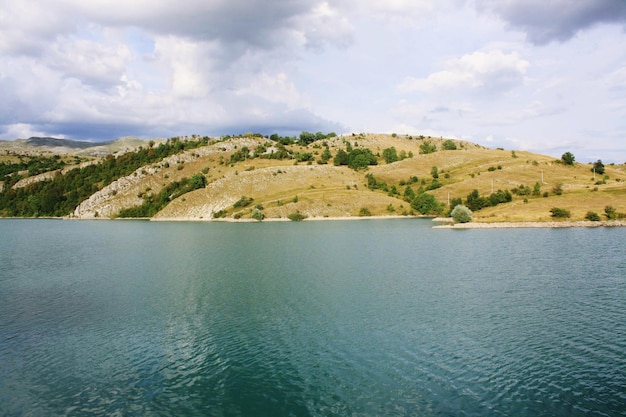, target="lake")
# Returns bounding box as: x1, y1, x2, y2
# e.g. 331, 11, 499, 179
1, 219, 625, 416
